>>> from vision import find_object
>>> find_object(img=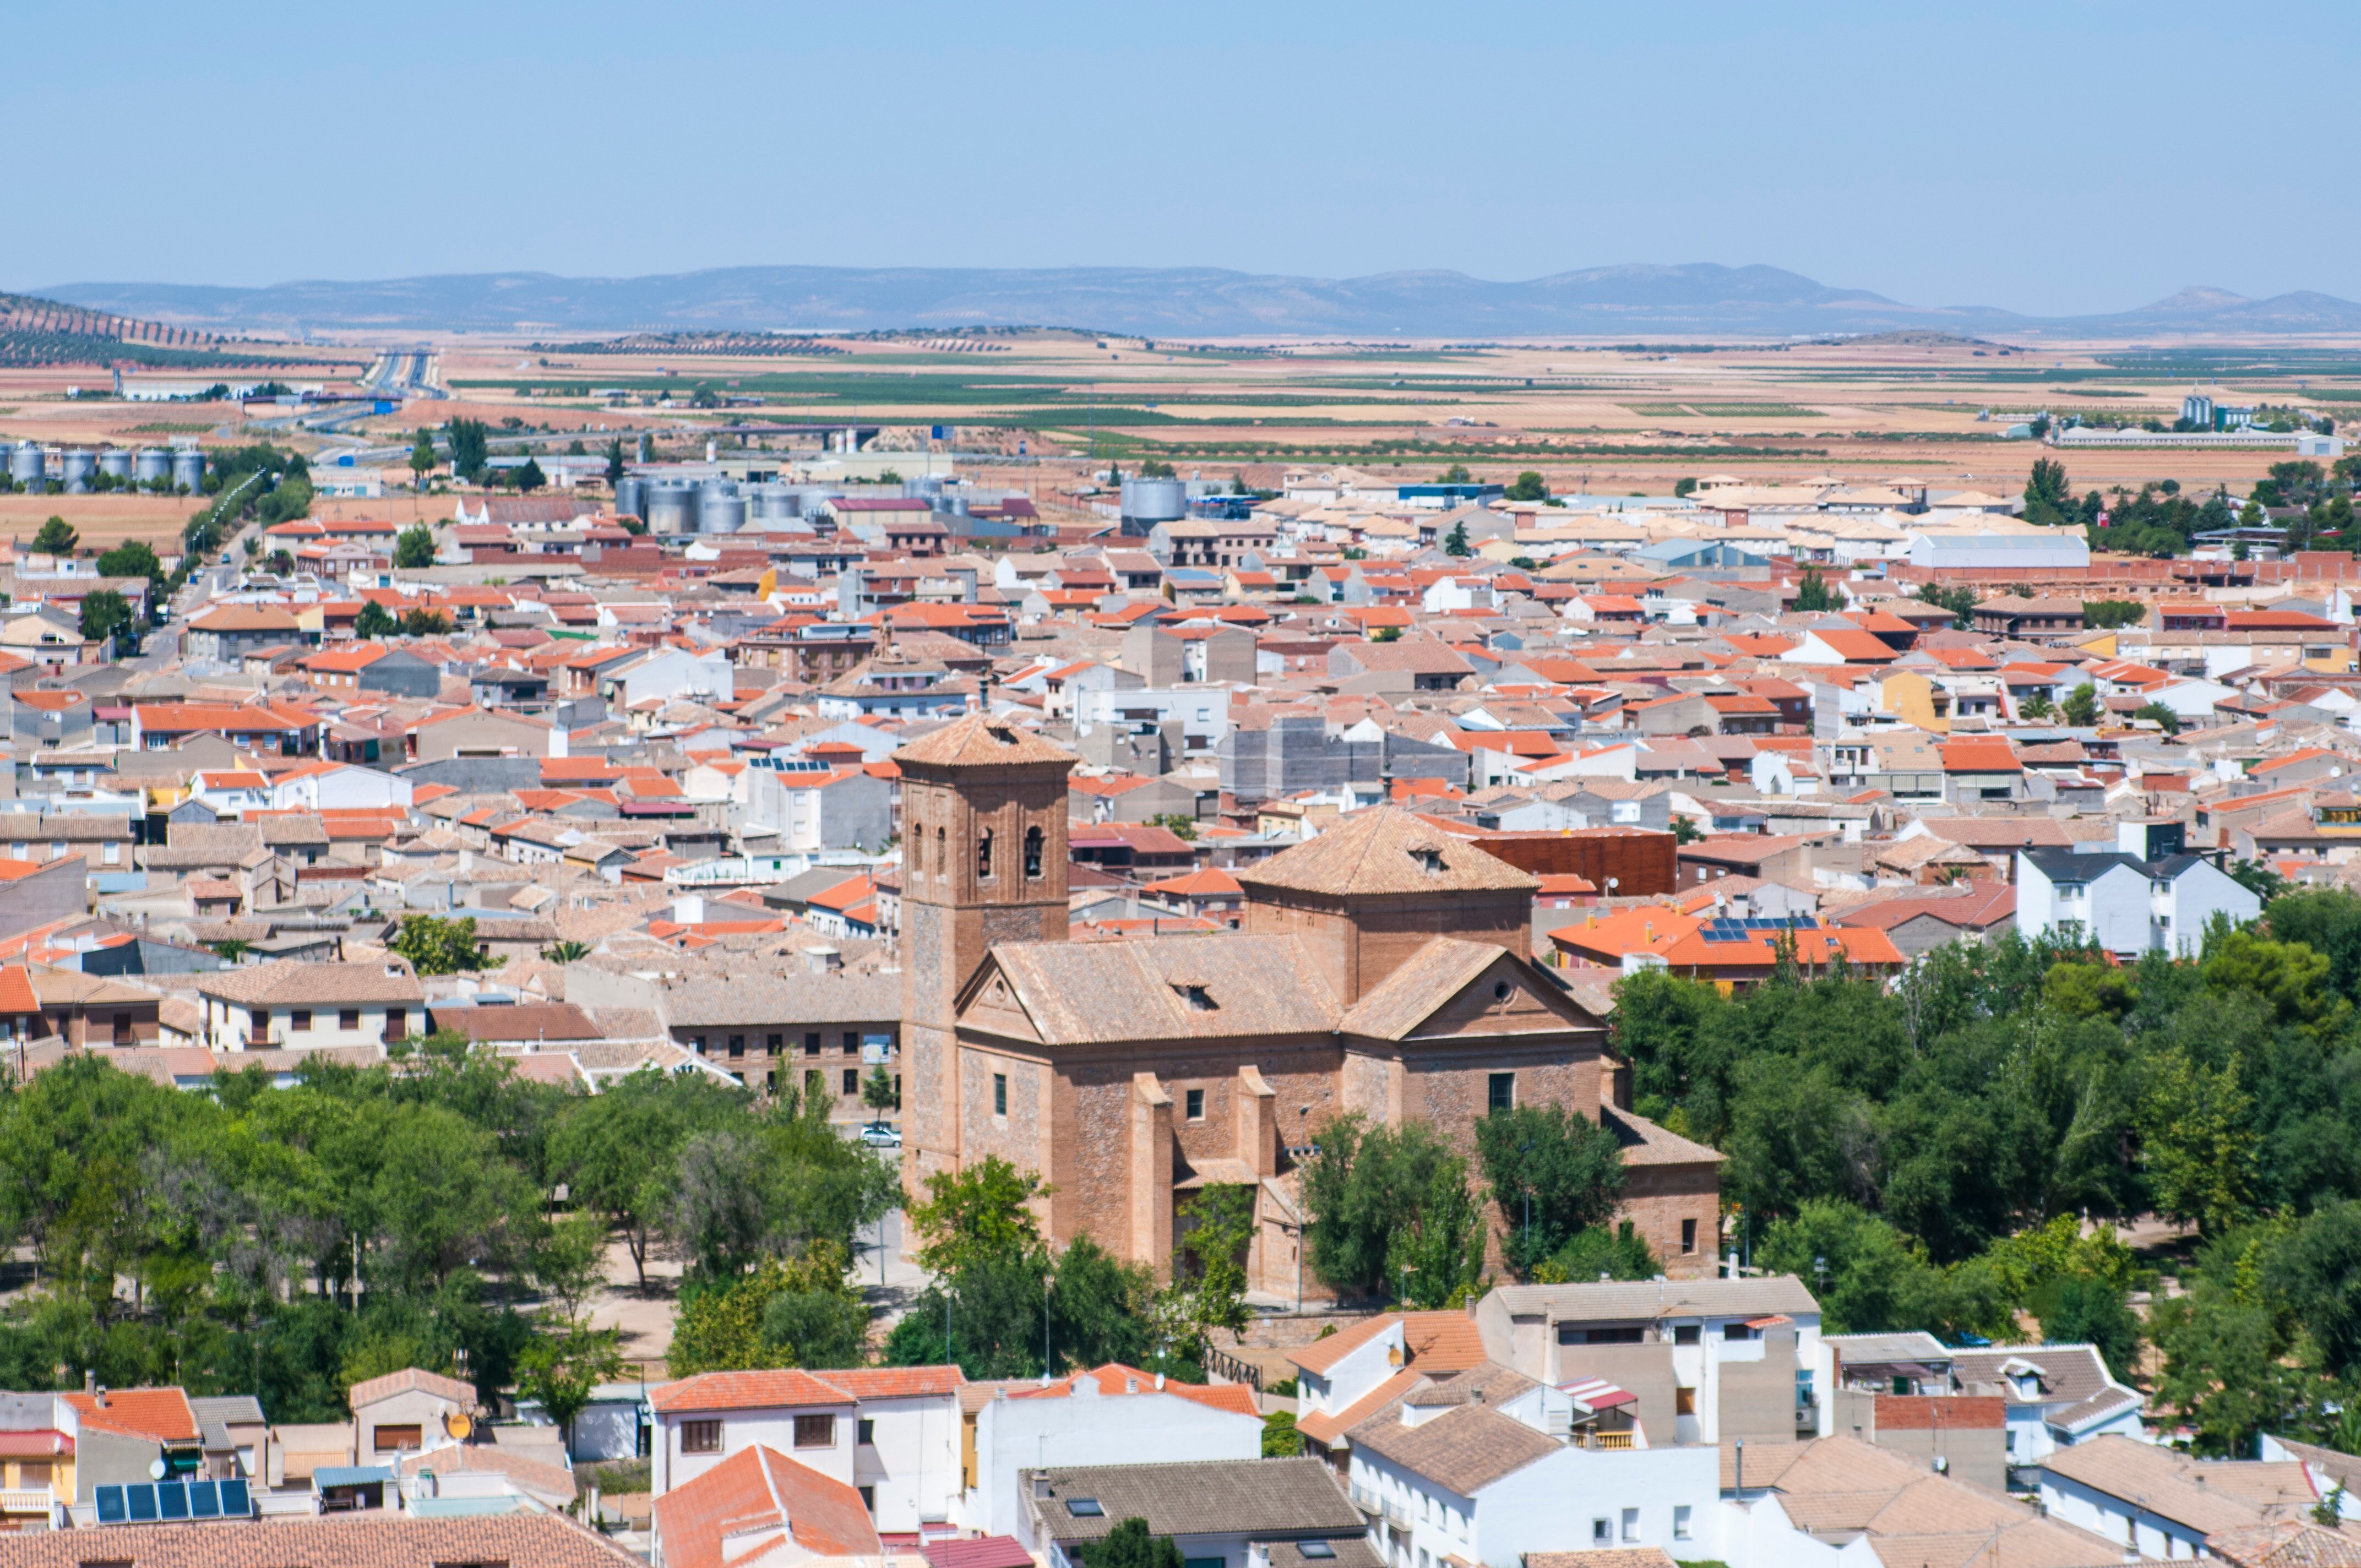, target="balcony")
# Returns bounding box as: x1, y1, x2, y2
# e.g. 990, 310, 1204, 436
0, 1488, 55, 1516
1582, 1432, 1635, 1451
